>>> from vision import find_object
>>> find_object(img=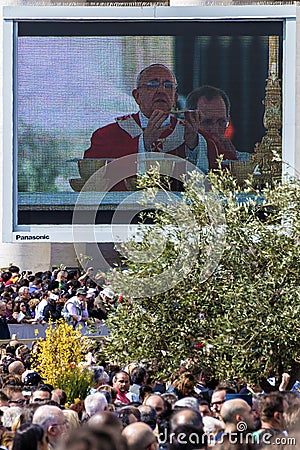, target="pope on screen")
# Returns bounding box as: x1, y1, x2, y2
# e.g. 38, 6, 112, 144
83, 63, 238, 178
